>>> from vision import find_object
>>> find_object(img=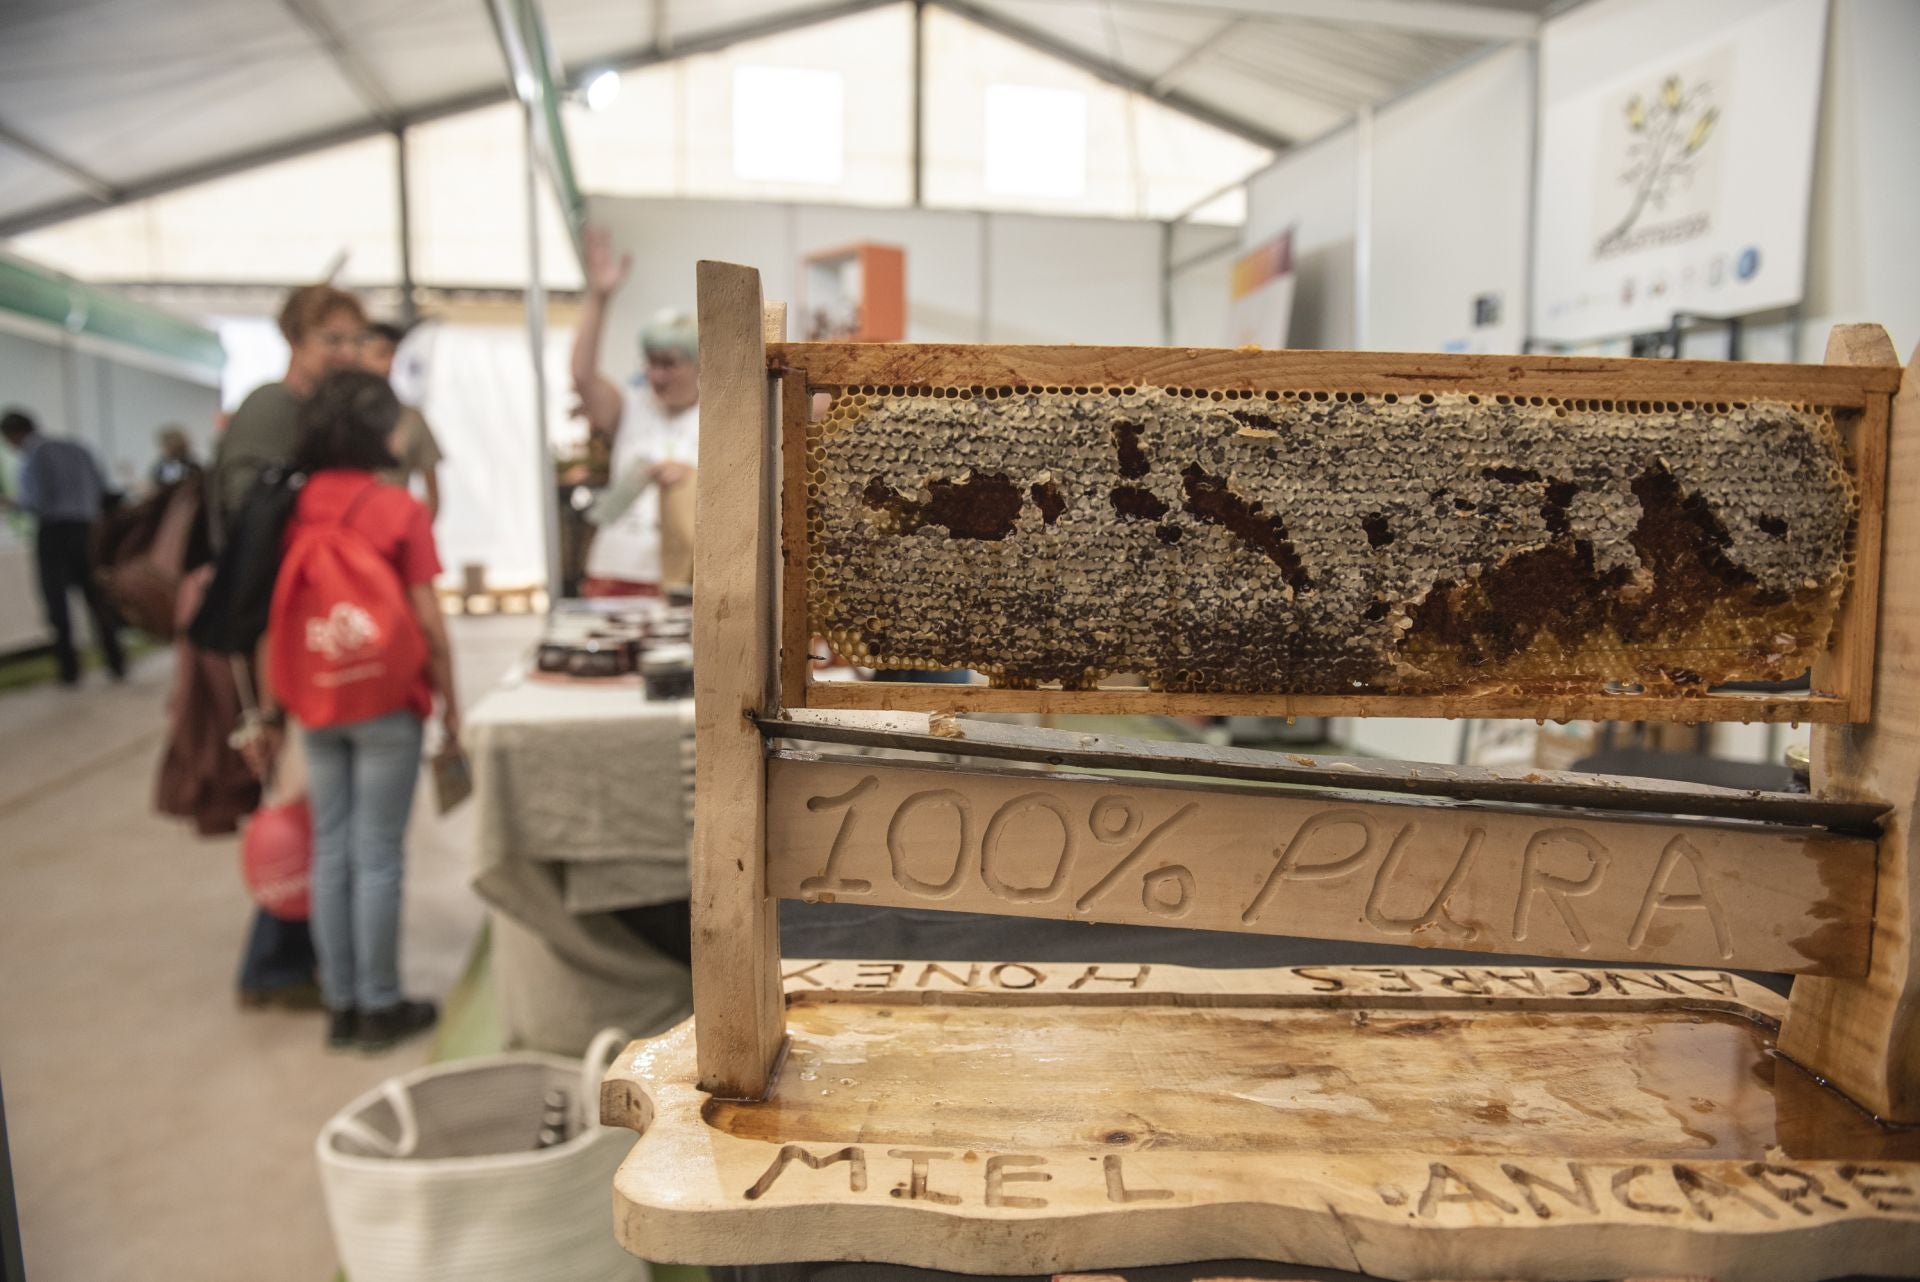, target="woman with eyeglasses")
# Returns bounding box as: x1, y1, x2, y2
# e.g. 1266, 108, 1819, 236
211, 283, 369, 1015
